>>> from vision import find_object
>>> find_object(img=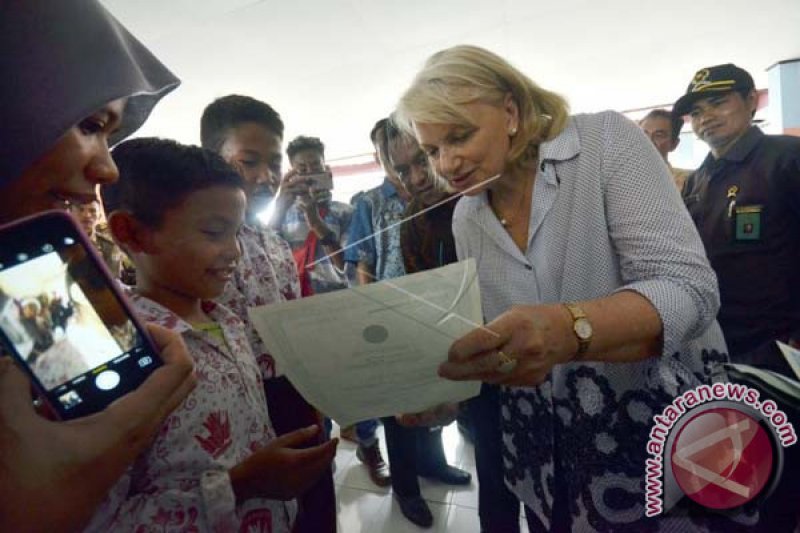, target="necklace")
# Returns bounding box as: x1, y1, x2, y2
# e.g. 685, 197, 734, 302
498, 194, 525, 227
491, 175, 531, 228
